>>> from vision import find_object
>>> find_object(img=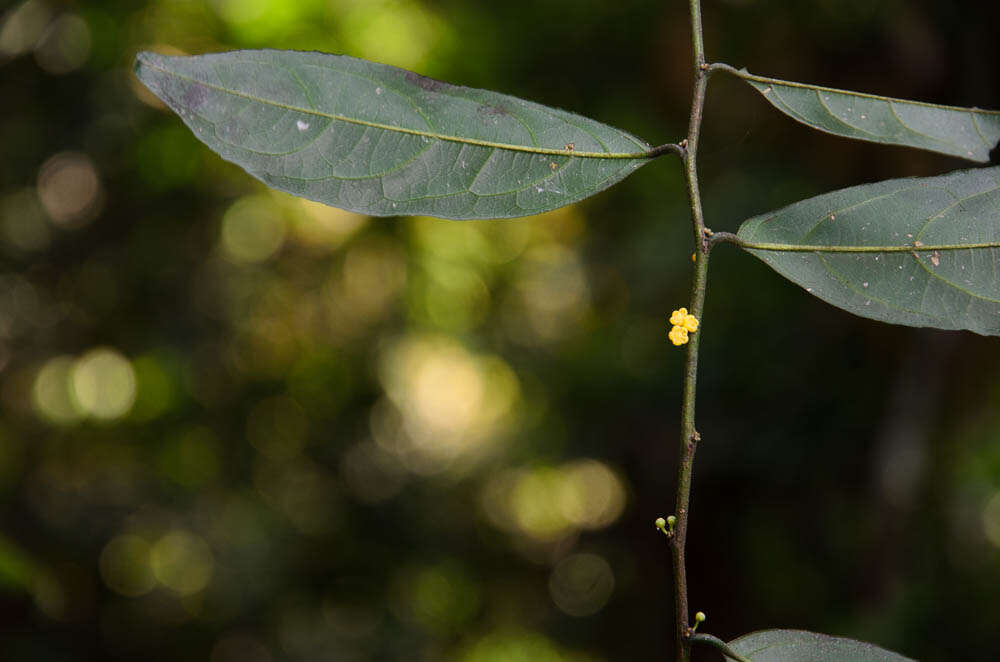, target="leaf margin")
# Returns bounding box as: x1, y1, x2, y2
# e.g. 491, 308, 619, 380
133, 49, 678, 220
724, 165, 1000, 336
715, 63, 1000, 163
